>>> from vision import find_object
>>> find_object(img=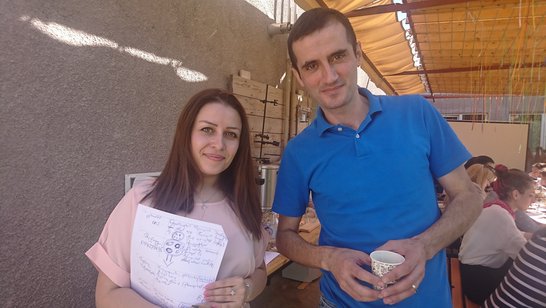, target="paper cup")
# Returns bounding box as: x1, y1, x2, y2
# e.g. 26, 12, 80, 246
370, 250, 405, 289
